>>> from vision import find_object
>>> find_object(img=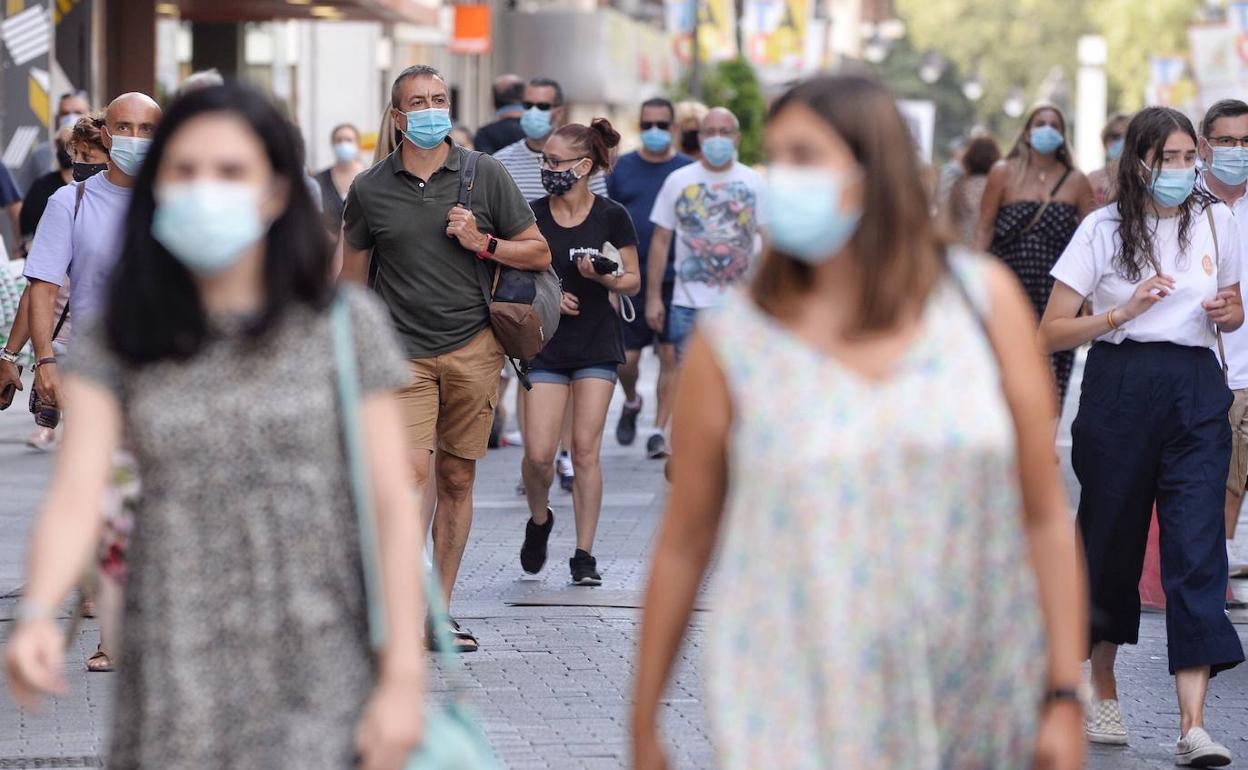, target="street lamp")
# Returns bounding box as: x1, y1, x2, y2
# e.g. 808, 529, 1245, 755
863, 35, 889, 64
962, 76, 984, 102
1004, 88, 1026, 118
918, 52, 945, 85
